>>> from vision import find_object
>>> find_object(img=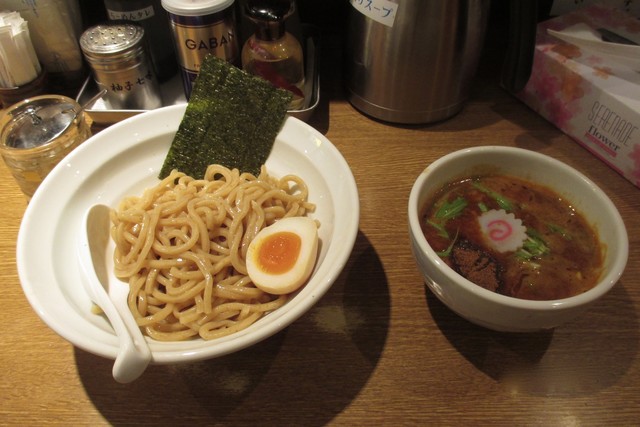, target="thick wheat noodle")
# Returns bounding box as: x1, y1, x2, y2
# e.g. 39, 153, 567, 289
110, 164, 315, 341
